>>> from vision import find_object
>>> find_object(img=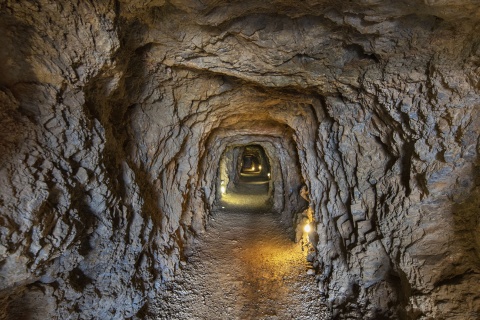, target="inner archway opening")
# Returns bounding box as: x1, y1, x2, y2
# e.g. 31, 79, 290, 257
239, 144, 271, 186
217, 144, 272, 212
